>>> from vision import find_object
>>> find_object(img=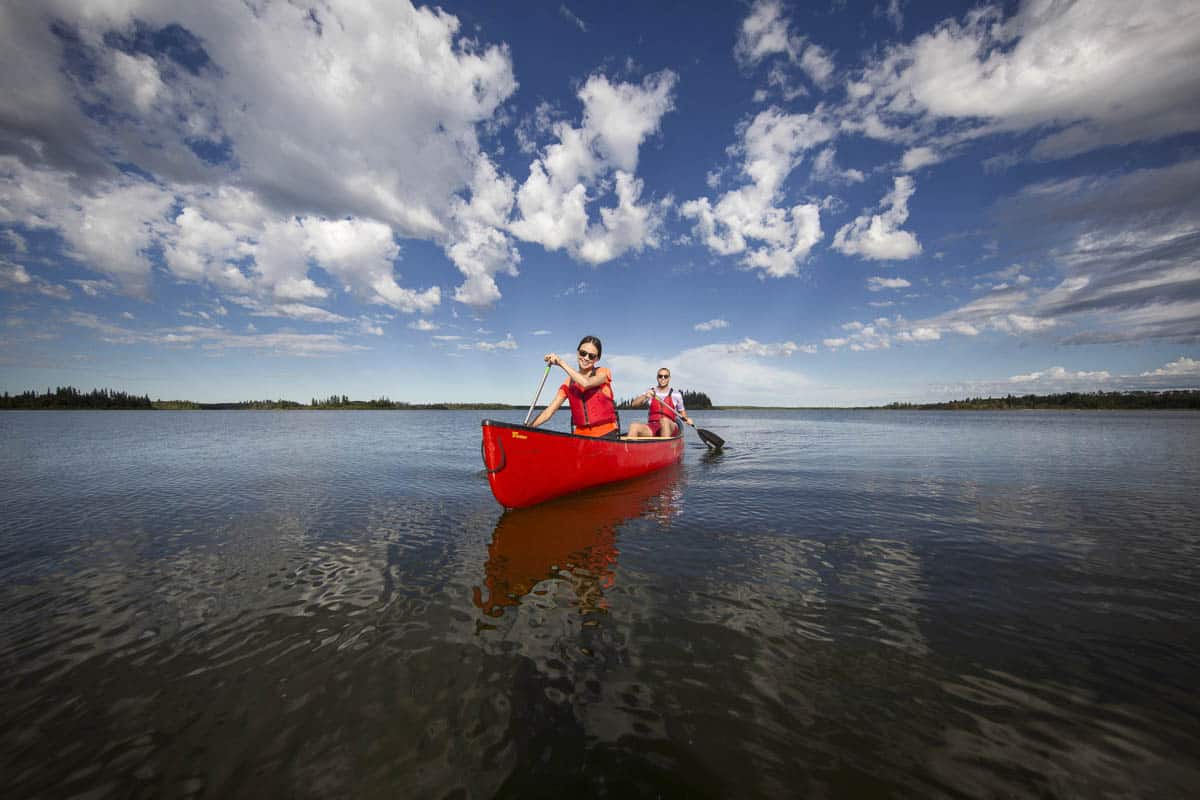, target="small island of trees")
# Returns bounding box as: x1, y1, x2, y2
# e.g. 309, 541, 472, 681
0, 387, 152, 409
